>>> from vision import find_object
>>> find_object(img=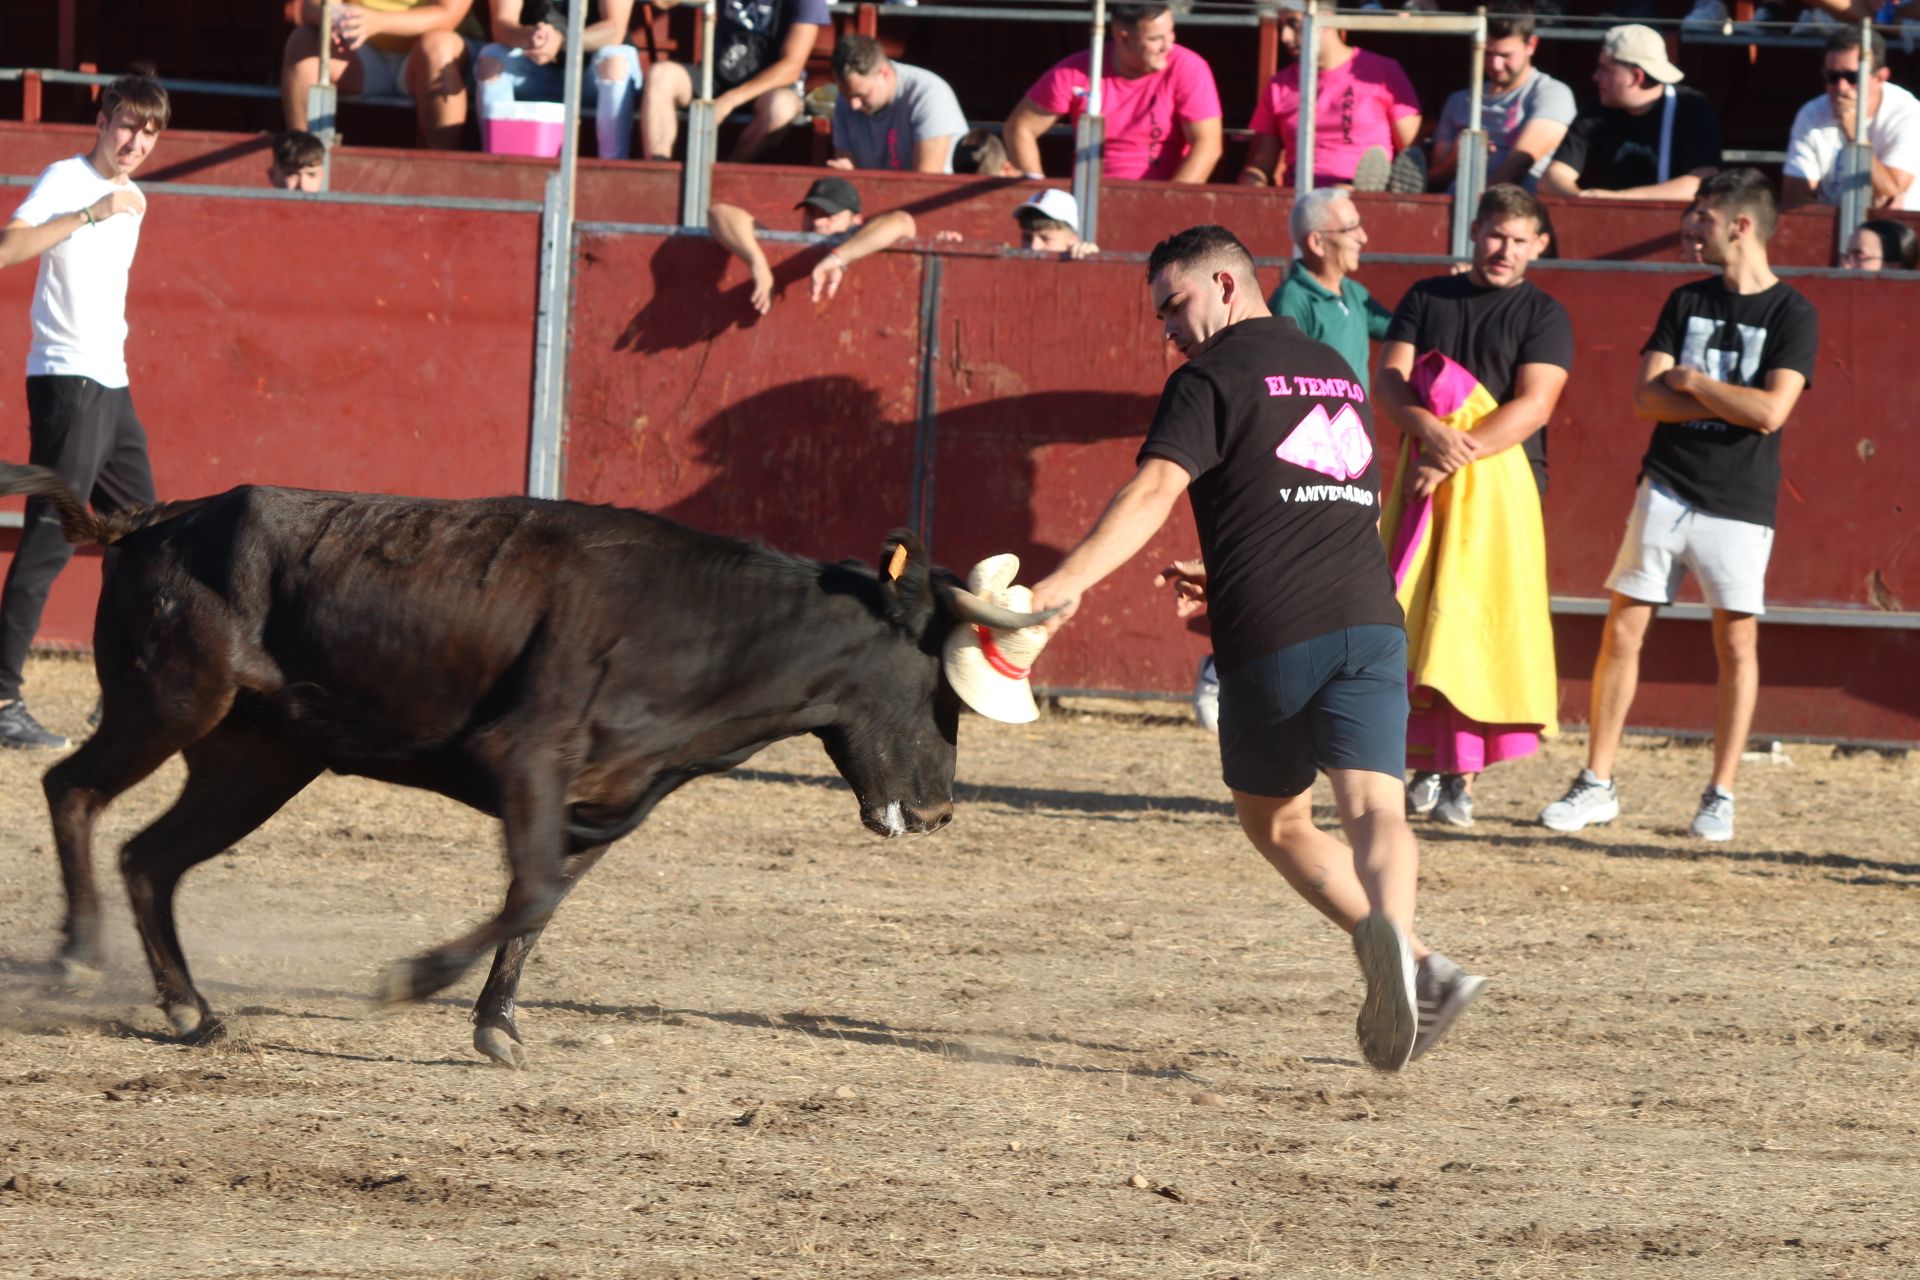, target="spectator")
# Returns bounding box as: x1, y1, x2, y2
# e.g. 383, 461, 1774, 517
1002, 3, 1224, 184
826, 35, 967, 174
1271, 187, 1391, 394
1844, 216, 1920, 268
1012, 189, 1100, 258
0, 75, 170, 749
476, 0, 643, 159
267, 128, 327, 191
956, 127, 1021, 177
1781, 27, 1920, 212
1429, 9, 1577, 193
281, 0, 476, 151
1539, 171, 1818, 843
641, 0, 827, 163
1239, 1, 1424, 191
707, 176, 918, 314
1374, 184, 1572, 827
1541, 25, 1721, 202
